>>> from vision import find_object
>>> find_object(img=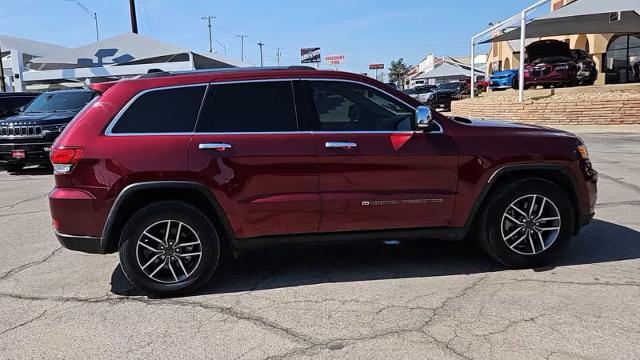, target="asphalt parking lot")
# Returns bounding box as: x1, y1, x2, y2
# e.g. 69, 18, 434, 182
1, 129, 639, 360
